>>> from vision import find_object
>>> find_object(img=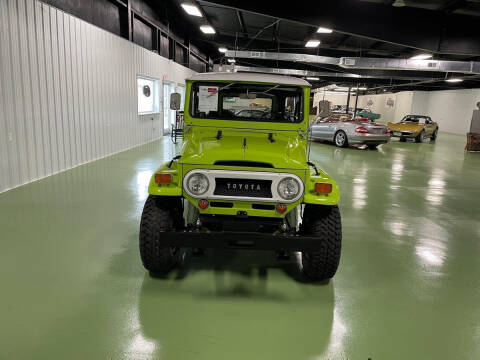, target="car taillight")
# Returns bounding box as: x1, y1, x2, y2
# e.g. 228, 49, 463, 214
355, 126, 369, 134
385, 128, 390, 134
155, 173, 172, 184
